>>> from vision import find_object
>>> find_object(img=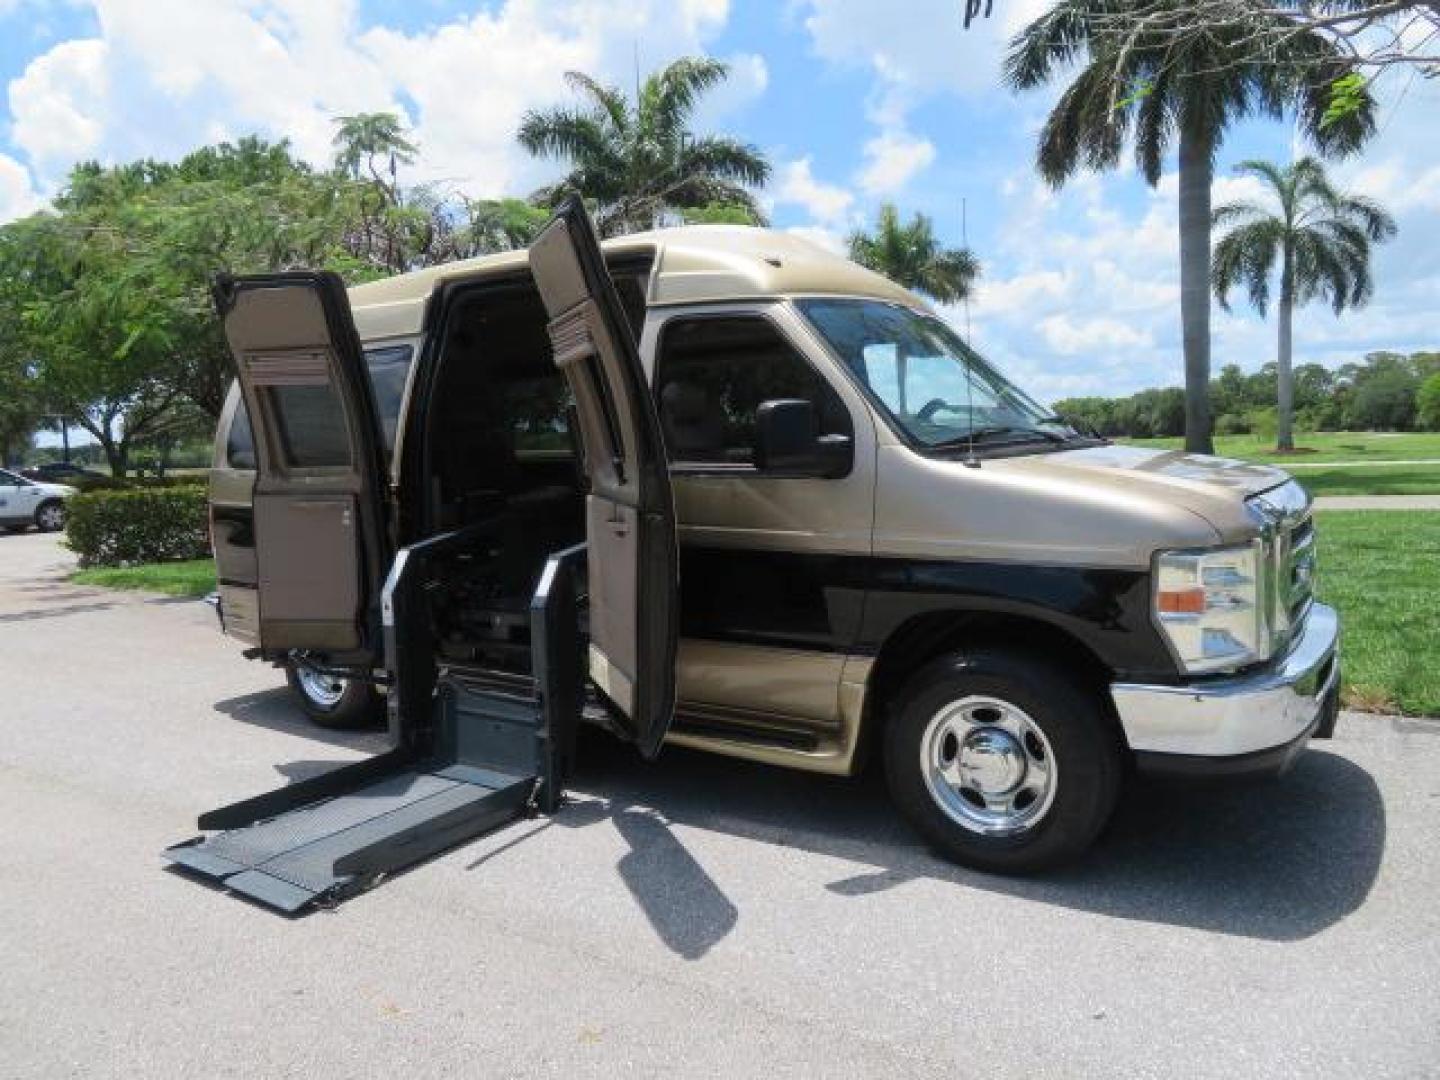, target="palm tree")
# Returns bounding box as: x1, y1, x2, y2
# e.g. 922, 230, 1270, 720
1005, 0, 1376, 453
1212, 157, 1394, 450
848, 203, 980, 304
332, 113, 417, 200
518, 57, 770, 237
